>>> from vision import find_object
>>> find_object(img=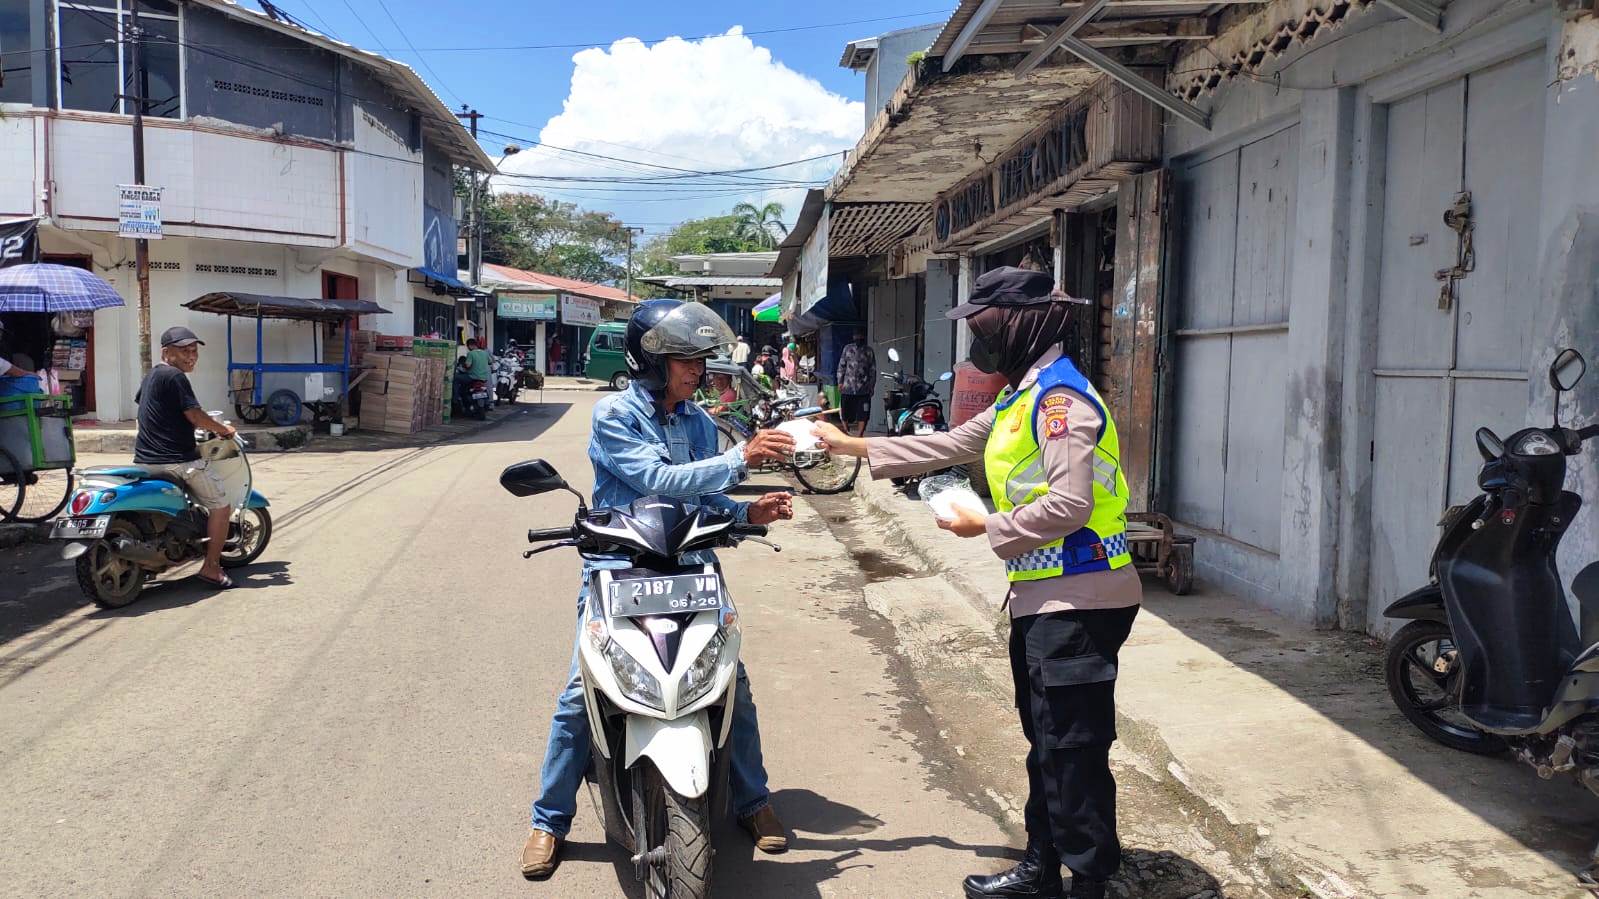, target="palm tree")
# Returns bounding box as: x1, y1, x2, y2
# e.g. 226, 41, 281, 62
732, 201, 789, 250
